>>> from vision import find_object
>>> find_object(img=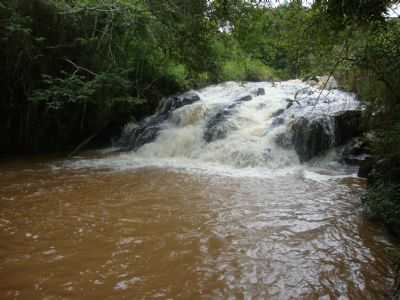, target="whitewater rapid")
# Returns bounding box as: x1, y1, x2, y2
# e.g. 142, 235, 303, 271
65, 80, 360, 178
